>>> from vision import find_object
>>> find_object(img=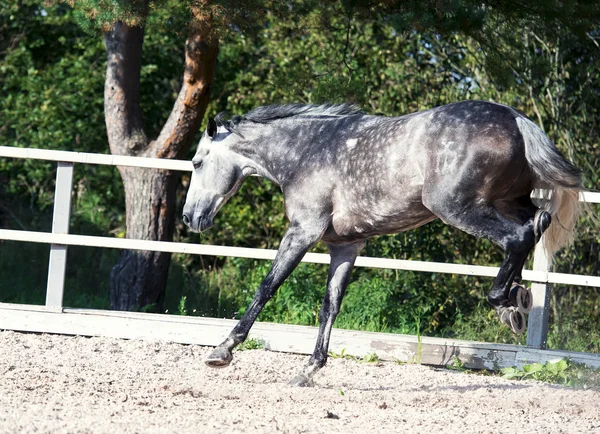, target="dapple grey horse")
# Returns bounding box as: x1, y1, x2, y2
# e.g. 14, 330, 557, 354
182, 100, 582, 386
